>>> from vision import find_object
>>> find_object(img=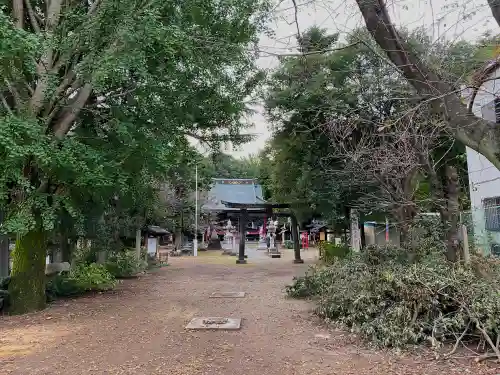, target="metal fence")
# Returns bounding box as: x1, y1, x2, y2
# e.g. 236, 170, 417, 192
461, 207, 500, 256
